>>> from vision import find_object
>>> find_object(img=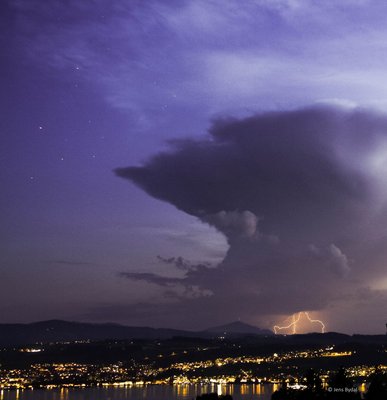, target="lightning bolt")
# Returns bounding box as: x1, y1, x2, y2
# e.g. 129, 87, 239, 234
274, 312, 301, 335
292, 313, 298, 334
273, 312, 325, 334
305, 311, 325, 333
